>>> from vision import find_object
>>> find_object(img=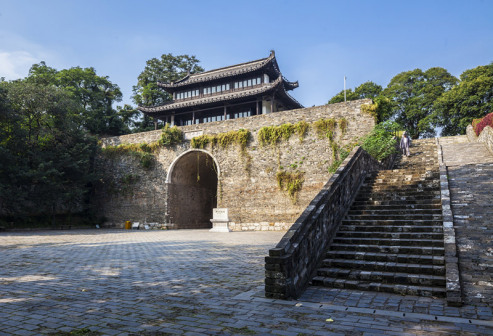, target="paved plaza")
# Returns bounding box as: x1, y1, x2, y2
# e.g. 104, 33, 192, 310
1, 230, 492, 335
